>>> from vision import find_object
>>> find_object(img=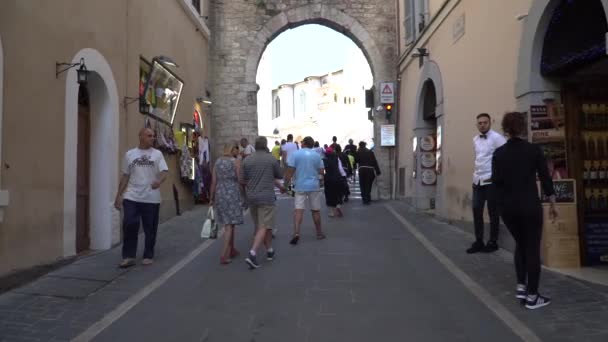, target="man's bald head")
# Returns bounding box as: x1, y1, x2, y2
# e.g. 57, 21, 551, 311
139, 128, 155, 149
